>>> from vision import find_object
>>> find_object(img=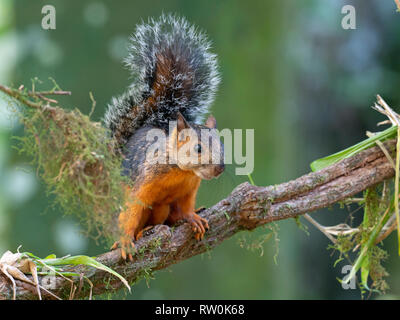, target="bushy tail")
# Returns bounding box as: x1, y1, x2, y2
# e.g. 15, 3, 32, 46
104, 13, 220, 147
